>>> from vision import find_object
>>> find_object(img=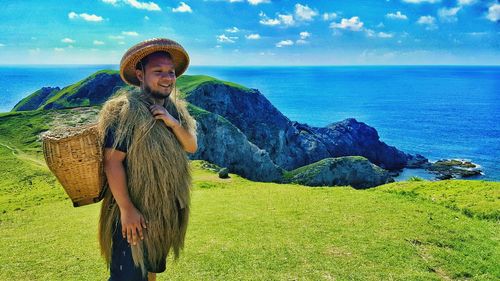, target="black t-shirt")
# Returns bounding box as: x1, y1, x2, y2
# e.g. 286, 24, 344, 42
104, 127, 129, 153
